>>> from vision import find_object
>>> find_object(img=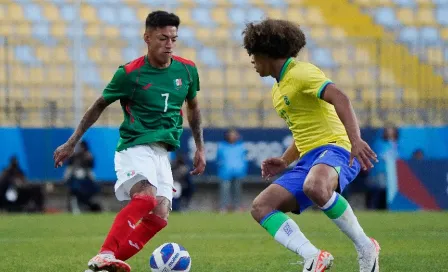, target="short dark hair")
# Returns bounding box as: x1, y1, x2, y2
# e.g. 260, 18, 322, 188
145, 10, 180, 29
243, 19, 306, 59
